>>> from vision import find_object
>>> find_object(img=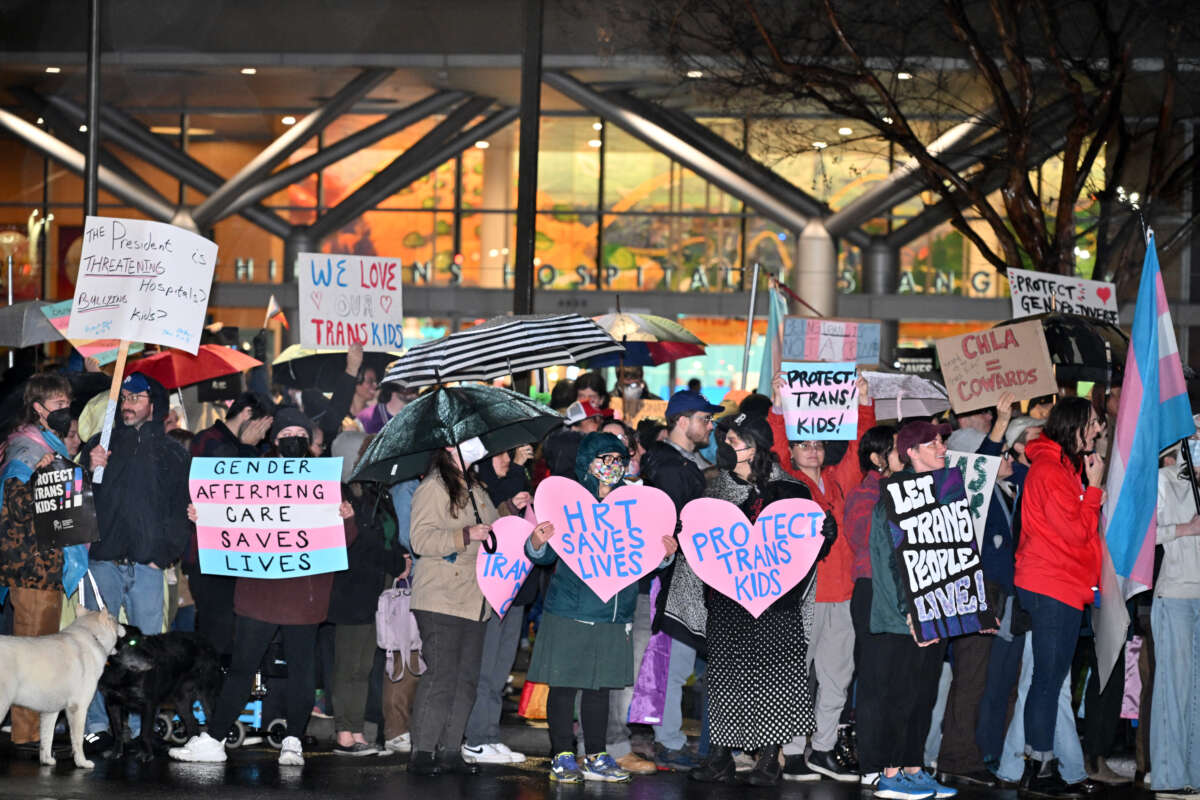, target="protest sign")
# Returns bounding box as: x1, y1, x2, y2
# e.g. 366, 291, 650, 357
190, 457, 347, 579
297, 252, 404, 352
880, 467, 997, 643
32, 455, 99, 550
934, 320, 1057, 413
679, 497, 826, 618
945, 450, 1002, 549
533, 476, 673, 603
861, 370, 950, 420
476, 515, 534, 617
781, 316, 881, 364
66, 216, 216, 354
1006, 267, 1118, 324
40, 300, 144, 365
779, 361, 859, 440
